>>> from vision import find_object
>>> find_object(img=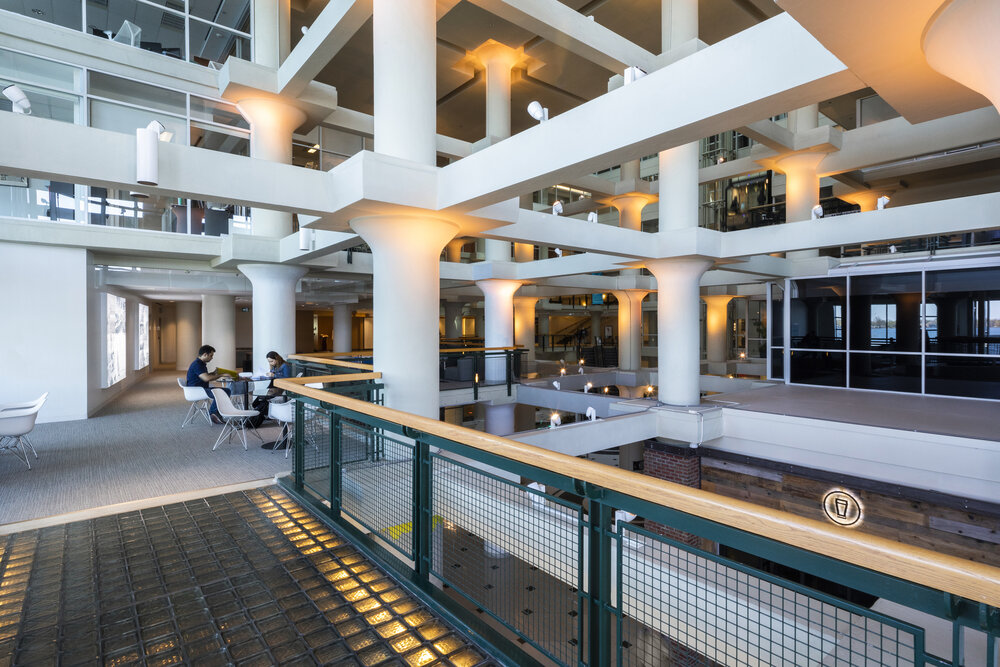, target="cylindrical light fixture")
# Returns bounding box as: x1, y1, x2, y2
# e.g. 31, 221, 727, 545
136, 120, 166, 189
298, 227, 314, 251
